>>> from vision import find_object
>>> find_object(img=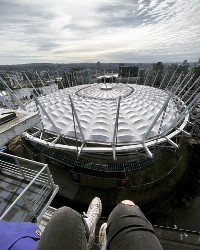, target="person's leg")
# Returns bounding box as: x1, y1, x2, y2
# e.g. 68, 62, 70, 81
37, 197, 102, 250
83, 197, 102, 248
37, 206, 88, 250
104, 200, 163, 250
